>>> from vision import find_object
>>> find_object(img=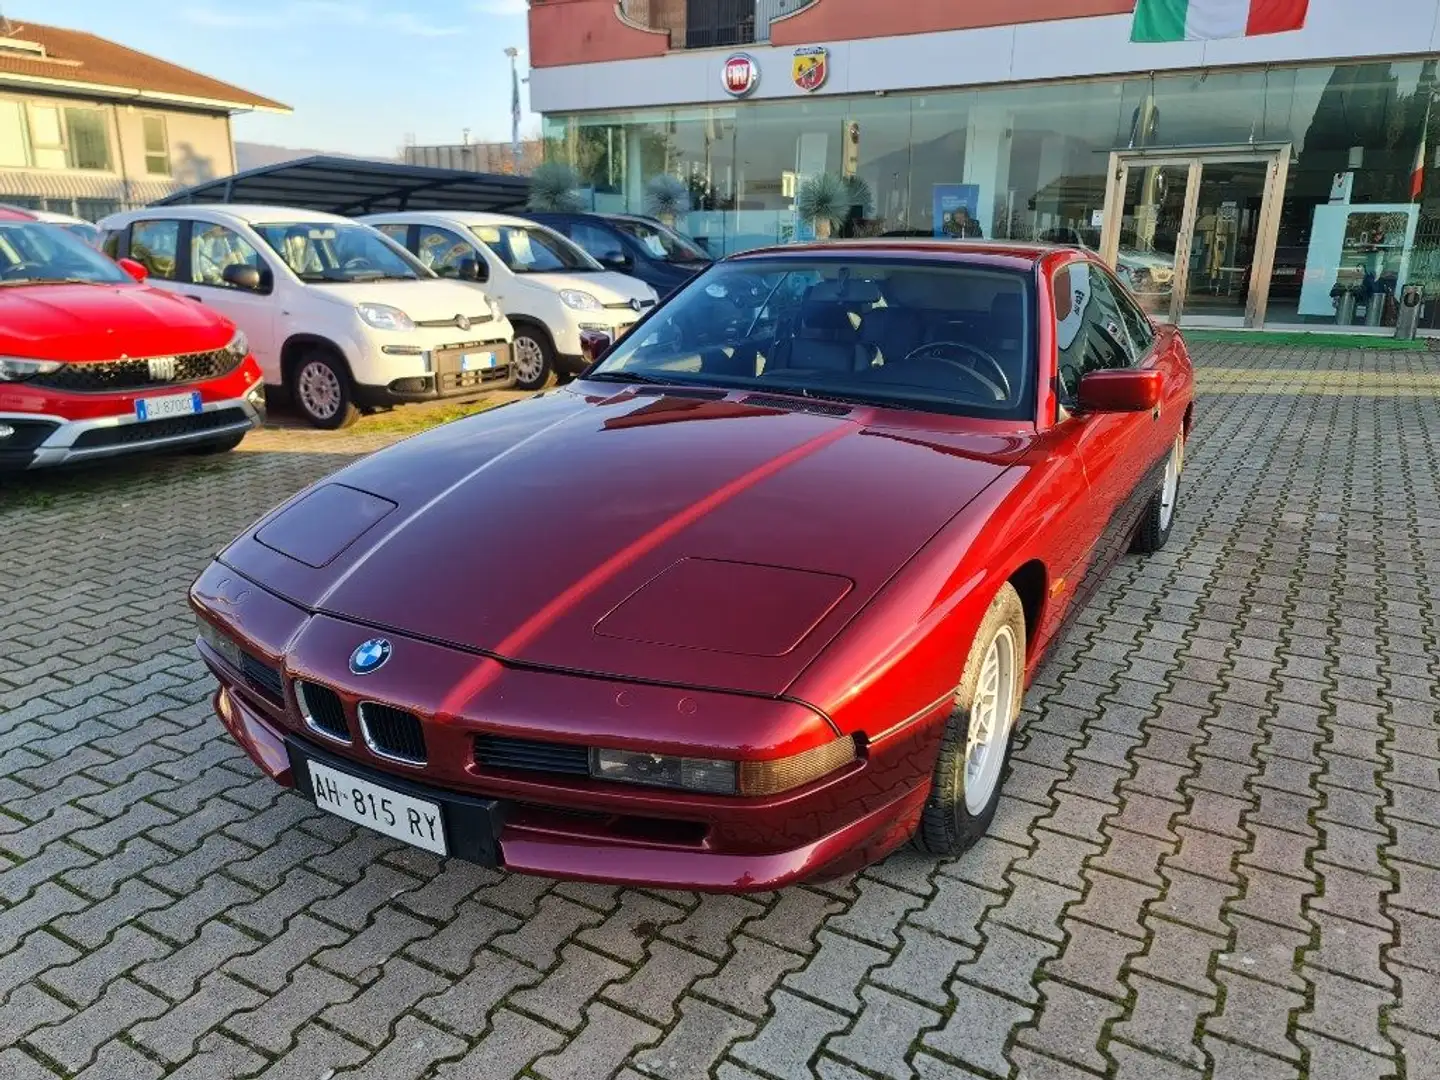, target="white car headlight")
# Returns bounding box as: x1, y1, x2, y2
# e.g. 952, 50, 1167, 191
0, 356, 63, 382
226, 329, 249, 359
560, 290, 602, 311
357, 302, 415, 331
